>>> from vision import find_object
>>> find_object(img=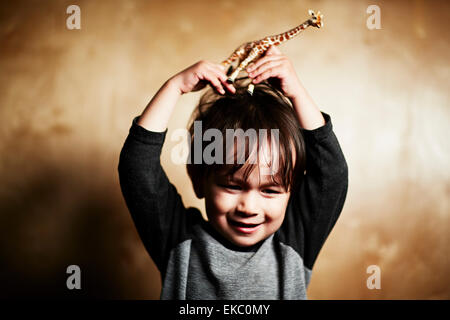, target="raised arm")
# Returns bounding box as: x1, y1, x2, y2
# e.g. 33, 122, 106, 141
118, 61, 235, 272
246, 45, 325, 130
137, 61, 235, 132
